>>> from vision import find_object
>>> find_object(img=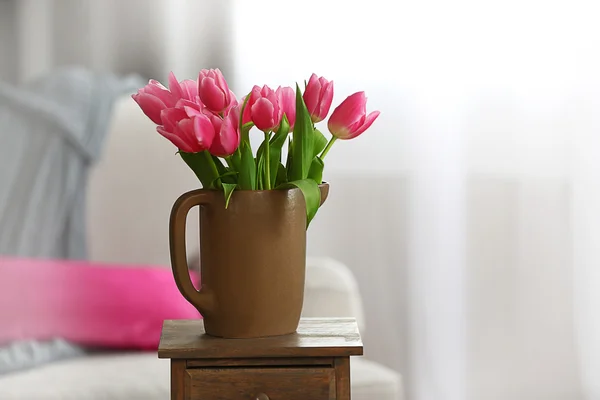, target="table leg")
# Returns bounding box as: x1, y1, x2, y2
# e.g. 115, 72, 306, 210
171, 360, 186, 400
334, 357, 351, 400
